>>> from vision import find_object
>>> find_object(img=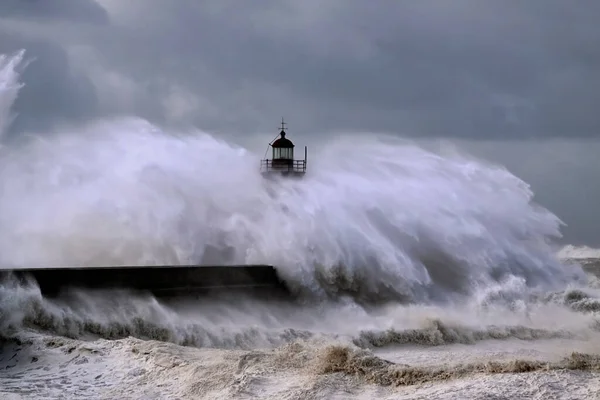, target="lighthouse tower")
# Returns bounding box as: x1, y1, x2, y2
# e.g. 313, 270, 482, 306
260, 118, 307, 177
